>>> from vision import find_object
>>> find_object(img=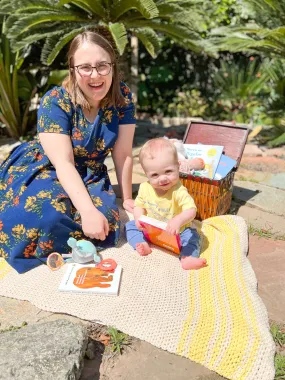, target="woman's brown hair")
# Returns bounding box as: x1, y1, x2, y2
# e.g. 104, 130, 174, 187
62, 30, 126, 110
